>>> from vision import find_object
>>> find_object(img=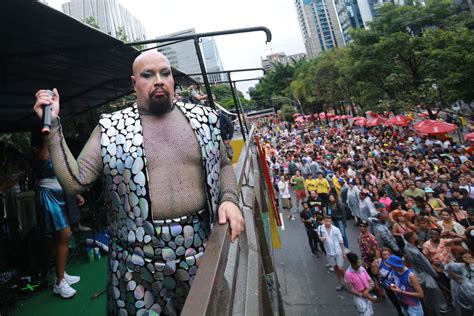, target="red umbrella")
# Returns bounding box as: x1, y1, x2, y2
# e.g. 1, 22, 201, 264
464, 132, 474, 142
415, 120, 457, 135
418, 112, 430, 118
331, 115, 341, 120
385, 115, 411, 127
413, 120, 436, 130
340, 114, 353, 119
366, 117, 387, 127
353, 117, 368, 126
295, 116, 305, 123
